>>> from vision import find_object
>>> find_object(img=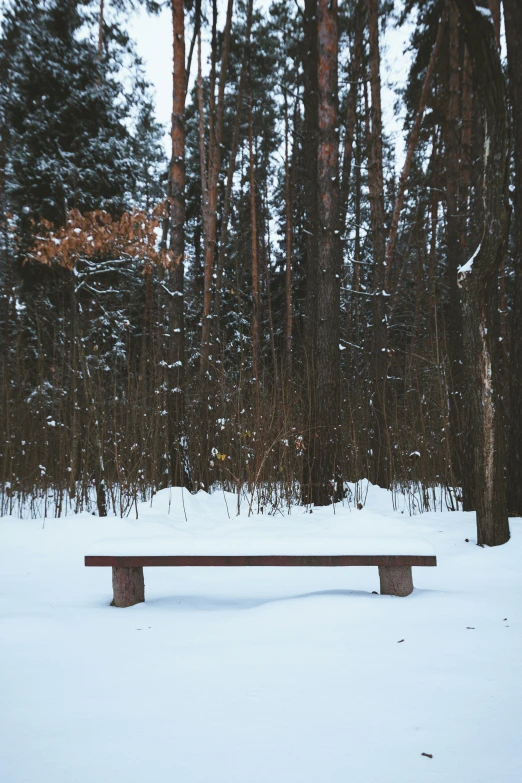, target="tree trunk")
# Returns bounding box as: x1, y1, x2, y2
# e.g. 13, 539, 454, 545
385, 11, 446, 269
367, 0, 388, 488
308, 0, 342, 506
487, 0, 501, 48
199, 0, 235, 377
284, 91, 293, 381
458, 43, 476, 511
197, 30, 209, 245
98, 0, 104, 60
340, 0, 365, 229
261, 200, 277, 382
460, 45, 473, 254
443, 1, 471, 507
248, 101, 260, 400
186, 0, 201, 87
504, 0, 522, 517
455, 0, 510, 546
214, 0, 253, 322
445, 0, 461, 333
302, 0, 320, 450
168, 0, 190, 488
